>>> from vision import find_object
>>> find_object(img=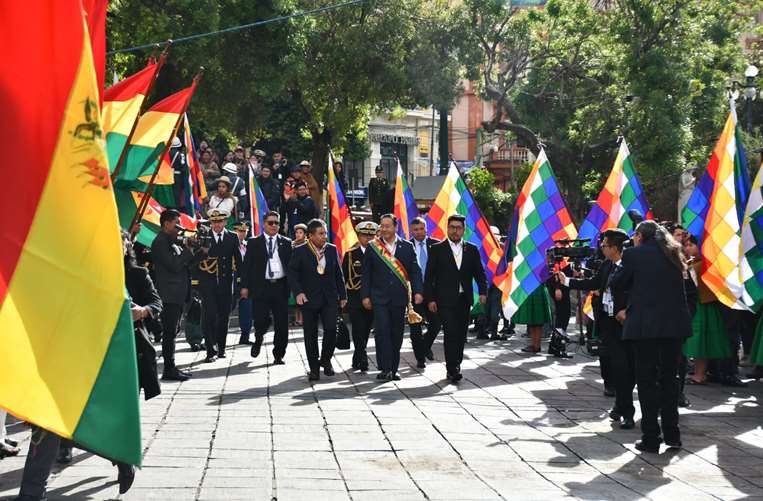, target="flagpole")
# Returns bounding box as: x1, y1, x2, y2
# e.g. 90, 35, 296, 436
129, 69, 203, 233
110, 43, 170, 182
